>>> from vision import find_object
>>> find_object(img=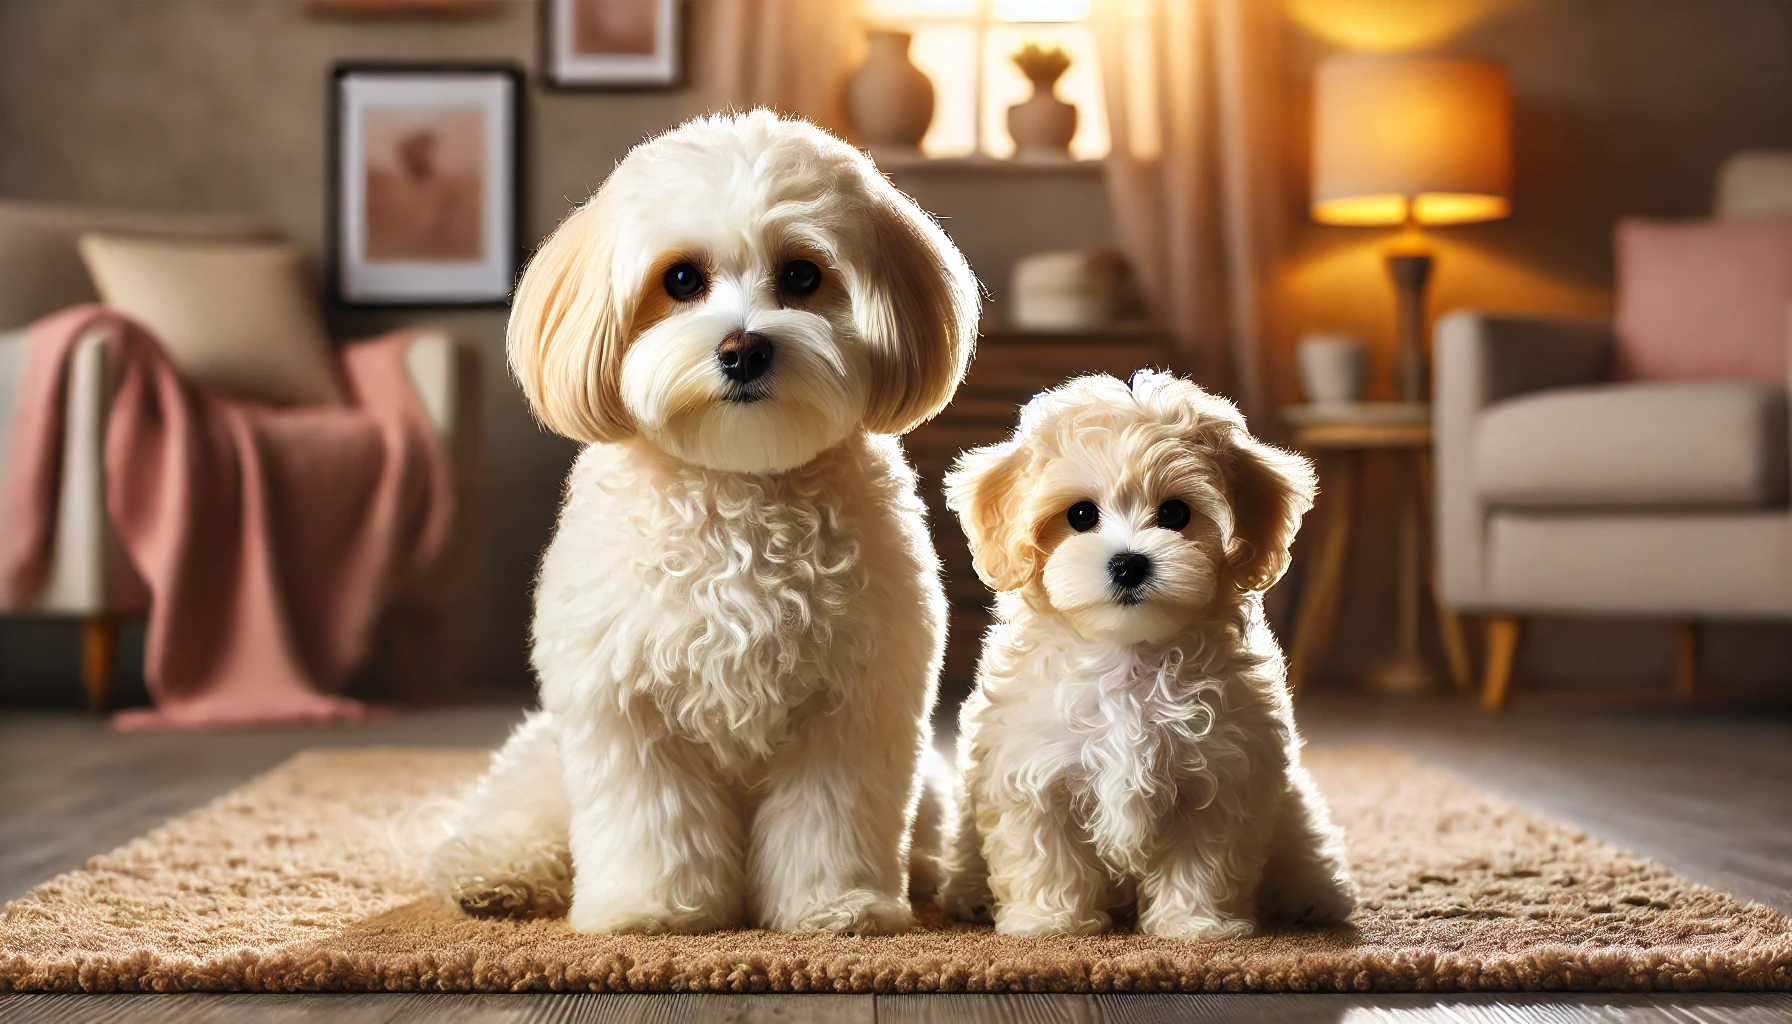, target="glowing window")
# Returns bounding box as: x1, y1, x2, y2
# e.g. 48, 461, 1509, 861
866, 0, 1111, 161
